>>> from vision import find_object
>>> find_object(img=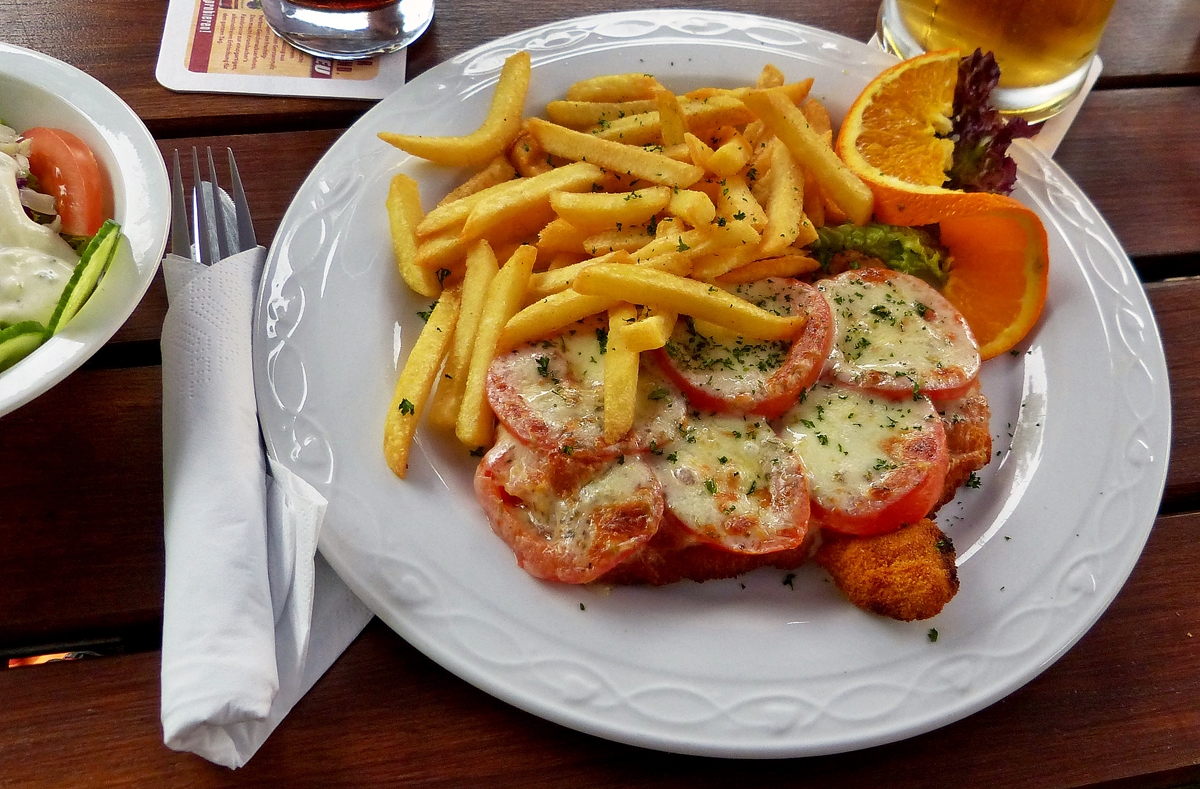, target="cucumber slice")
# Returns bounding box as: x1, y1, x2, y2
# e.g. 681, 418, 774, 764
46, 219, 122, 335
0, 321, 48, 373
